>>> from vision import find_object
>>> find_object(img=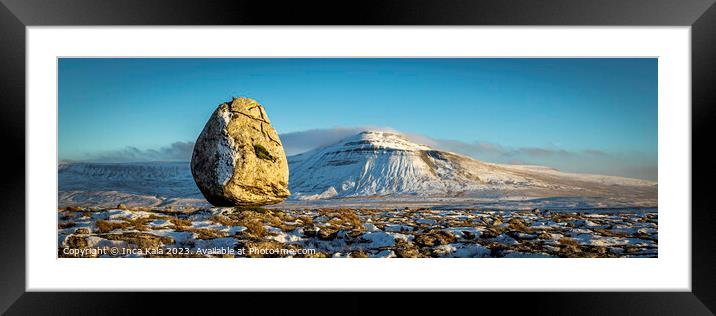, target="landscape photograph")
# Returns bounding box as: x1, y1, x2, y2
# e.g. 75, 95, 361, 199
57, 58, 658, 258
